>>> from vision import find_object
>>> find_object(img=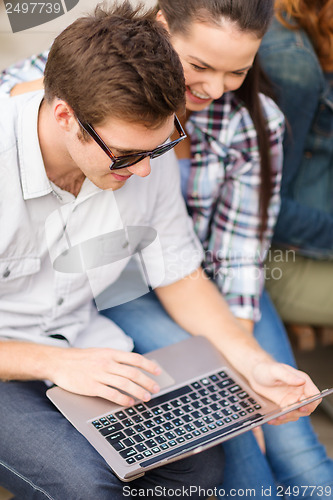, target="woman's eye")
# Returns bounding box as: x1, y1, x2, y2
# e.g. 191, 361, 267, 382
190, 63, 206, 71
232, 71, 248, 77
